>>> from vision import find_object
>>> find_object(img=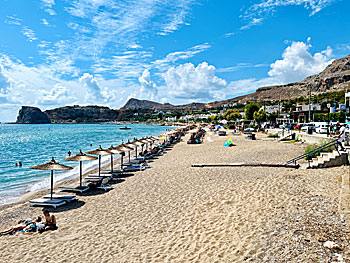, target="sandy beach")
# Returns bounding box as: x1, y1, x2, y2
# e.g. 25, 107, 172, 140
0, 131, 350, 262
